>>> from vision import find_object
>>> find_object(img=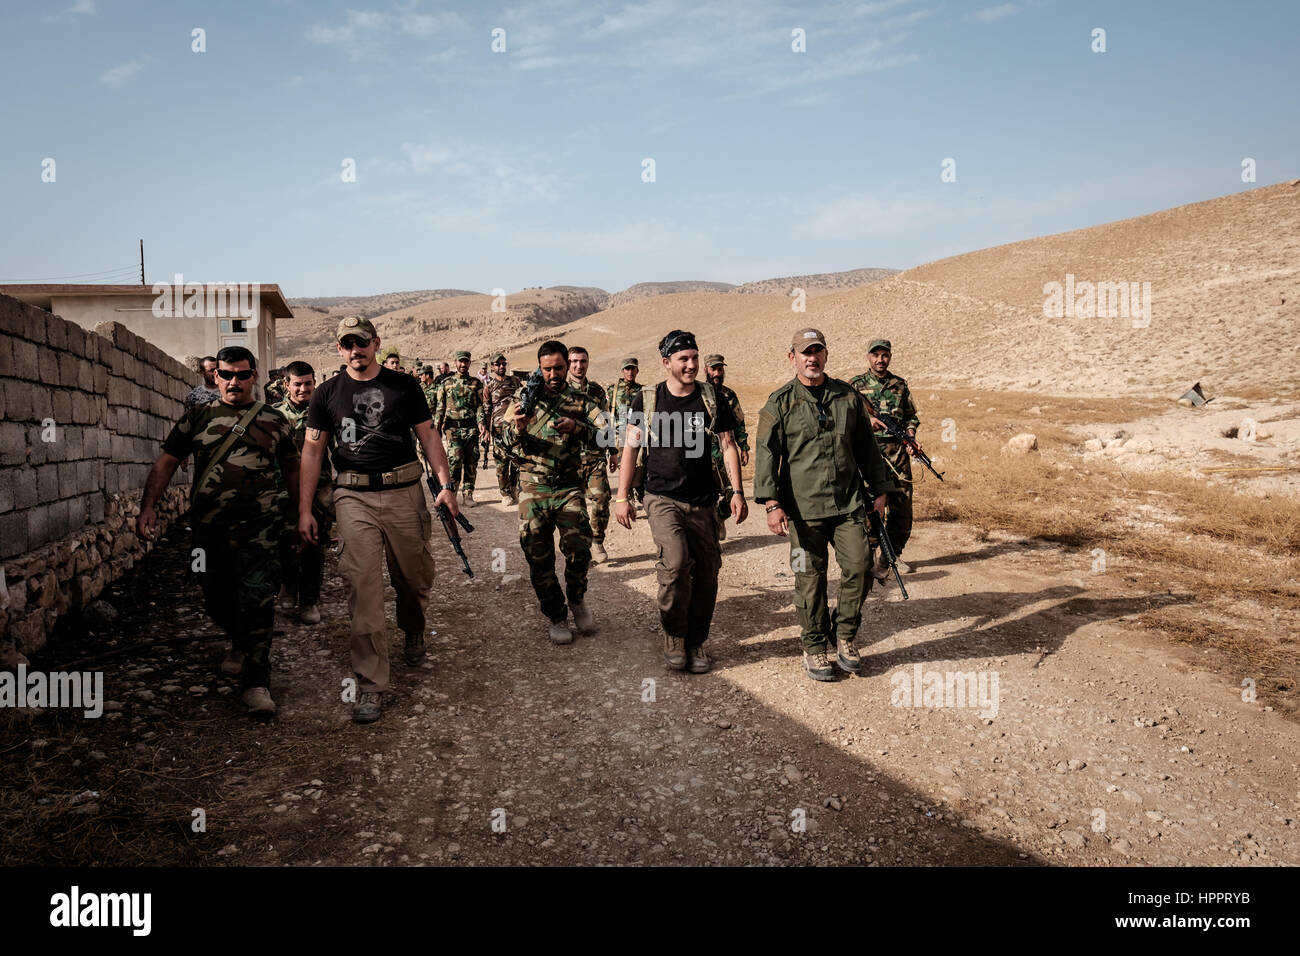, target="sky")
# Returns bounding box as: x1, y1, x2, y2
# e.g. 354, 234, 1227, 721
1, 0, 1297, 296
